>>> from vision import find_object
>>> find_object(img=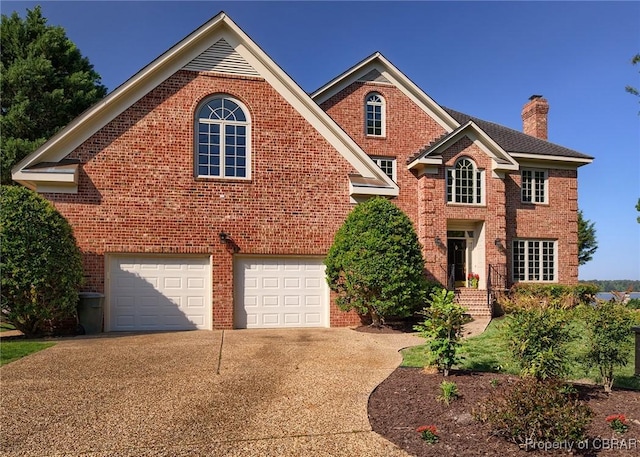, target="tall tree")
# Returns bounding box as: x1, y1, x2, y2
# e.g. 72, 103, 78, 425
0, 6, 107, 184
578, 209, 598, 265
